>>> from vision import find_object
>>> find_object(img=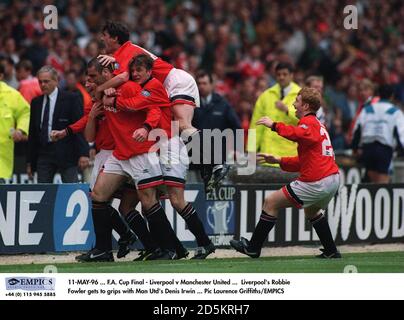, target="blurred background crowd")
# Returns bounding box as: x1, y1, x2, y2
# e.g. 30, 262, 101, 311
0, 0, 403, 180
